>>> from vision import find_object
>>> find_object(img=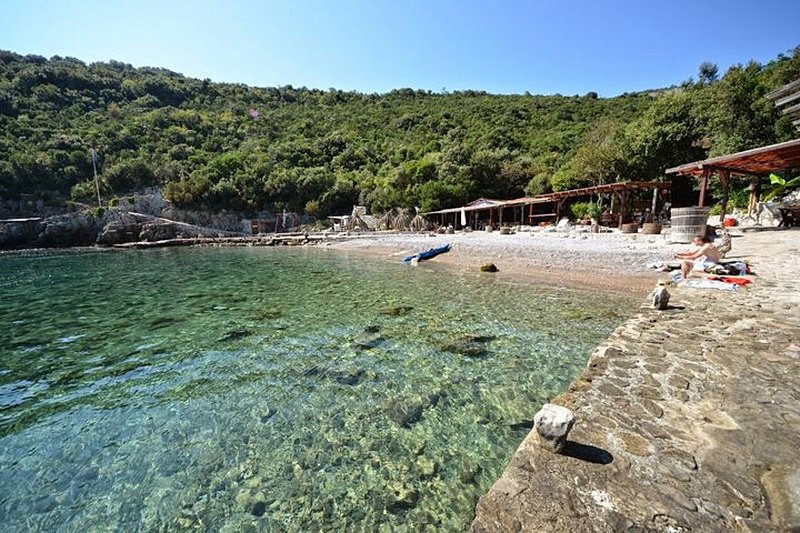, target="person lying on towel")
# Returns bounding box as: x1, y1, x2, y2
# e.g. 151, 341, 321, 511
674, 235, 721, 279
